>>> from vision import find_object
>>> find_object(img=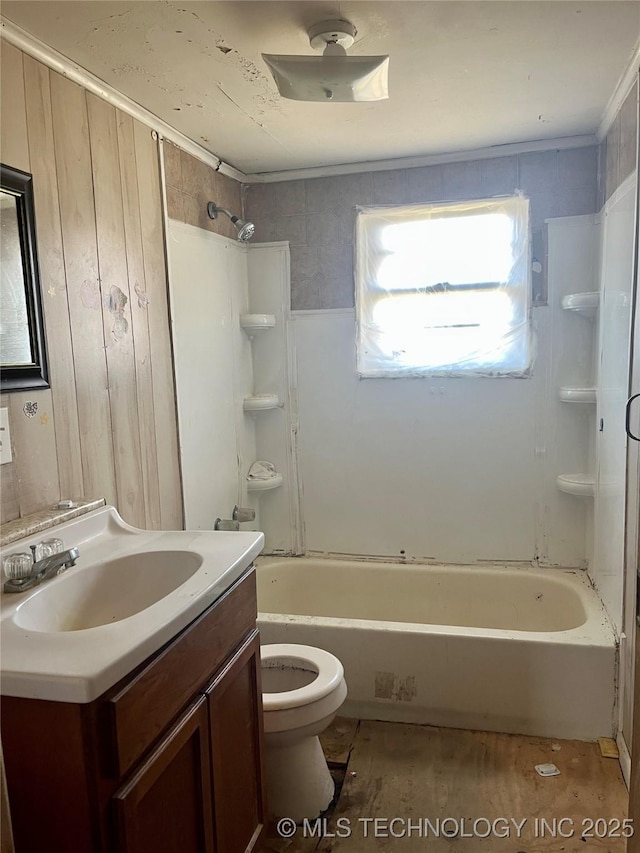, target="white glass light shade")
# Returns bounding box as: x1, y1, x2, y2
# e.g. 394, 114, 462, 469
262, 54, 389, 102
